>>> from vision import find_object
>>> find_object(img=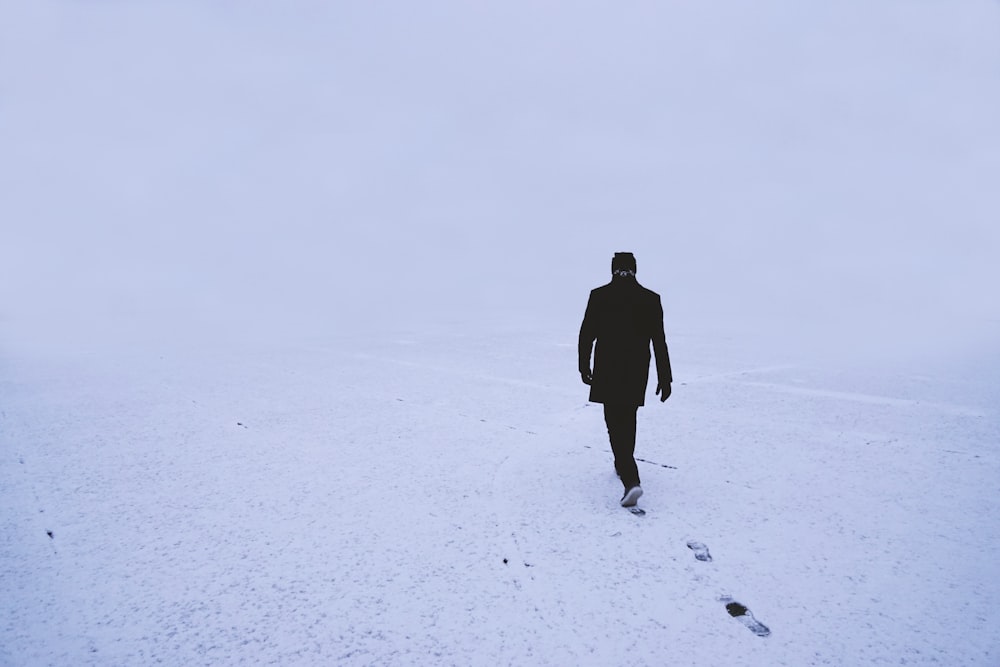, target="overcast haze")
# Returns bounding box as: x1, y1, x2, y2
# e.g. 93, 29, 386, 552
3, 2, 1000, 665
2, 1, 999, 357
